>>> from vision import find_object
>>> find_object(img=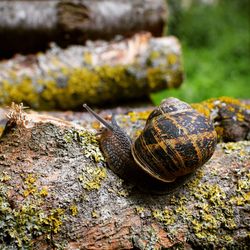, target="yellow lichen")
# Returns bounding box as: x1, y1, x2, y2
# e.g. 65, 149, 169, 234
91, 121, 101, 130
175, 197, 191, 217
78, 130, 105, 163
128, 110, 151, 123
192, 96, 250, 119
230, 192, 250, 206
0, 127, 4, 137
147, 67, 166, 91
70, 204, 78, 217
91, 210, 99, 218
43, 208, 65, 234
185, 169, 204, 190
223, 142, 247, 154
167, 53, 178, 65
191, 103, 211, 118
64, 129, 105, 163
166, 165, 248, 245
0, 57, 183, 109
0, 173, 11, 182
23, 174, 38, 197
152, 208, 175, 226
83, 52, 93, 65
78, 165, 107, 191
117, 189, 130, 197
0, 173, 65, 248
24, 174, 37, 185
236, 179, 249, 192
135, 206, 145, 216
236, 112, 245, 122
149, 51, 160, 61
2, 78, 39, 107
39, 187, 49, 197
